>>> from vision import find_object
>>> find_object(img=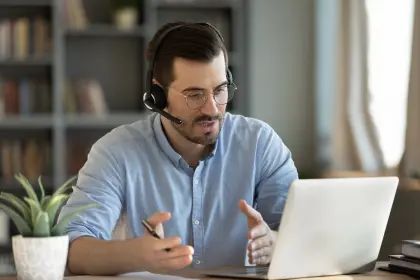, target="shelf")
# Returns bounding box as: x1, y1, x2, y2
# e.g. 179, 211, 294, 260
152, 0, 240, 9
65, 24, 146, 38
0, 56, 52, 67
64, 113, 152, 128
0, 0, 51, 7
0, 176, 54, 192
0, 115, 53, 128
